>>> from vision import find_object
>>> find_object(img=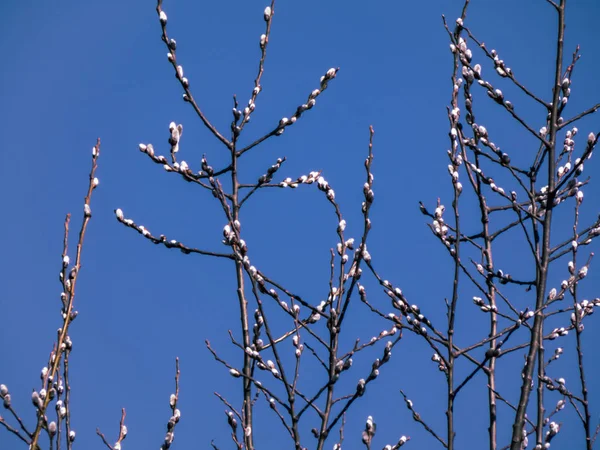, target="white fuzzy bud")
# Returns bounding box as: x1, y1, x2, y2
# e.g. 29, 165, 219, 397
588, 132, 596, 145
264, 6, 272, 20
